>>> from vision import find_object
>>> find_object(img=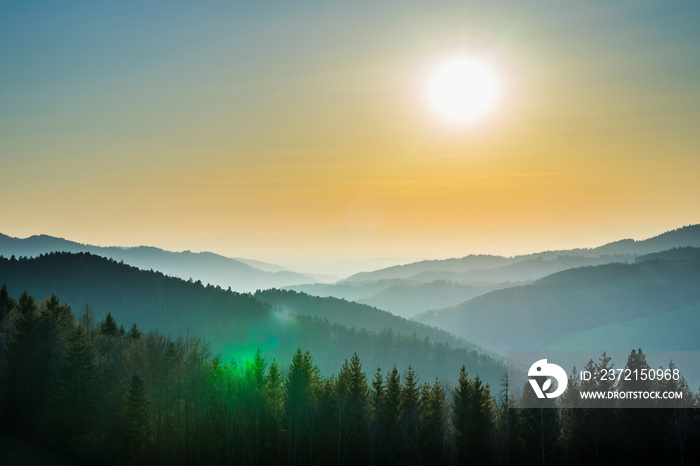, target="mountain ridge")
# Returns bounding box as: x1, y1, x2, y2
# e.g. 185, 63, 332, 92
0, 233, 313, 292
343, 224, 700, 282
415, 254, 700, 355
285, 224, 700, 317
